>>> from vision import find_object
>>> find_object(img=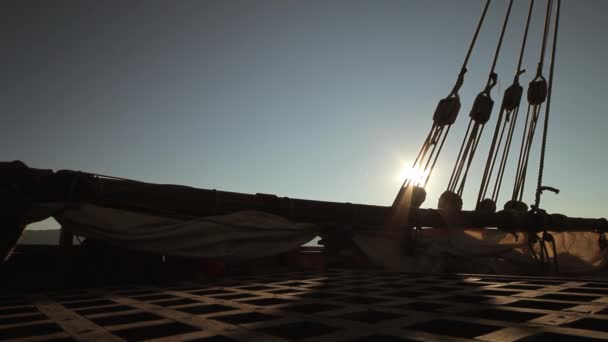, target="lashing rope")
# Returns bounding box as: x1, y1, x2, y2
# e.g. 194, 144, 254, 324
543, 231, 559, 273
528, 231, 558, 274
